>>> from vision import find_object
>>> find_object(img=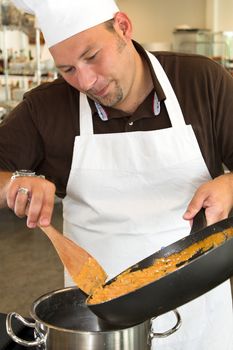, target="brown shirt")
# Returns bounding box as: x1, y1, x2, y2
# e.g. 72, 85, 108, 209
1, 42, 233, 198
